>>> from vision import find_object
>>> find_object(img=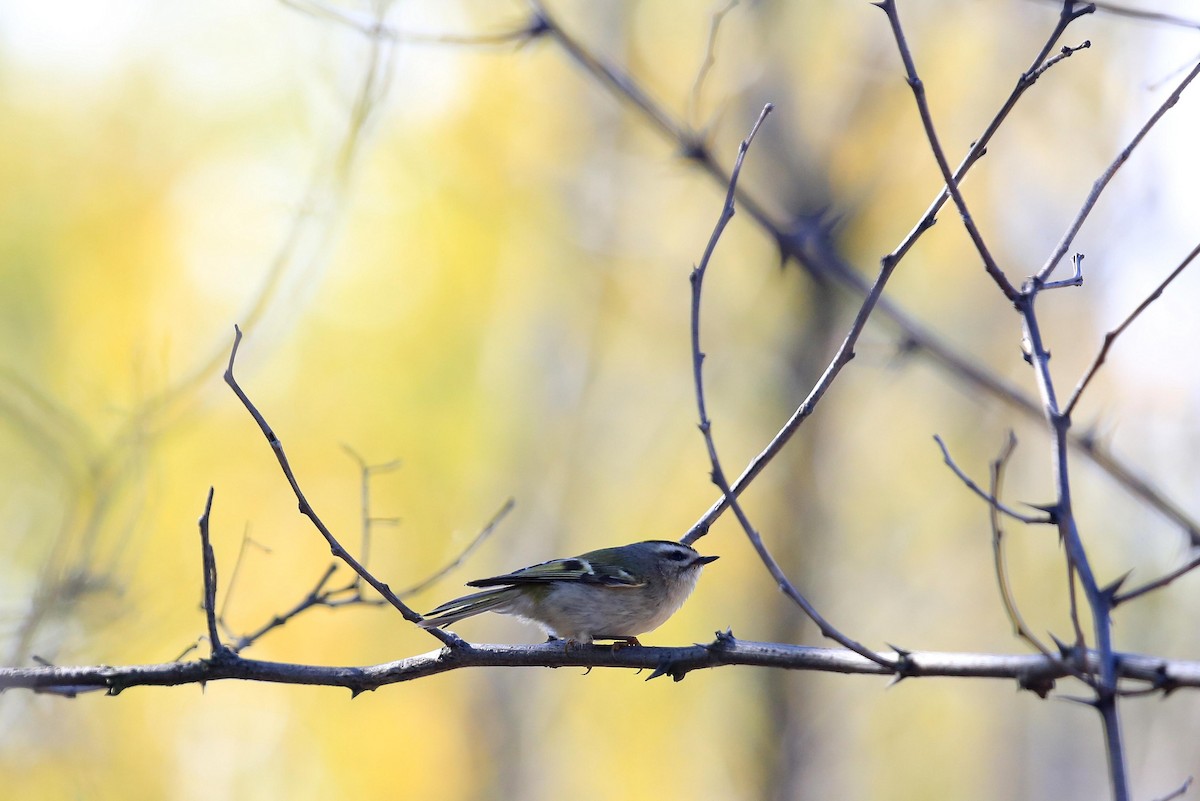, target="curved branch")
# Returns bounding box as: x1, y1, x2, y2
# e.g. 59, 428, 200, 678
222, 326, 461, 648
